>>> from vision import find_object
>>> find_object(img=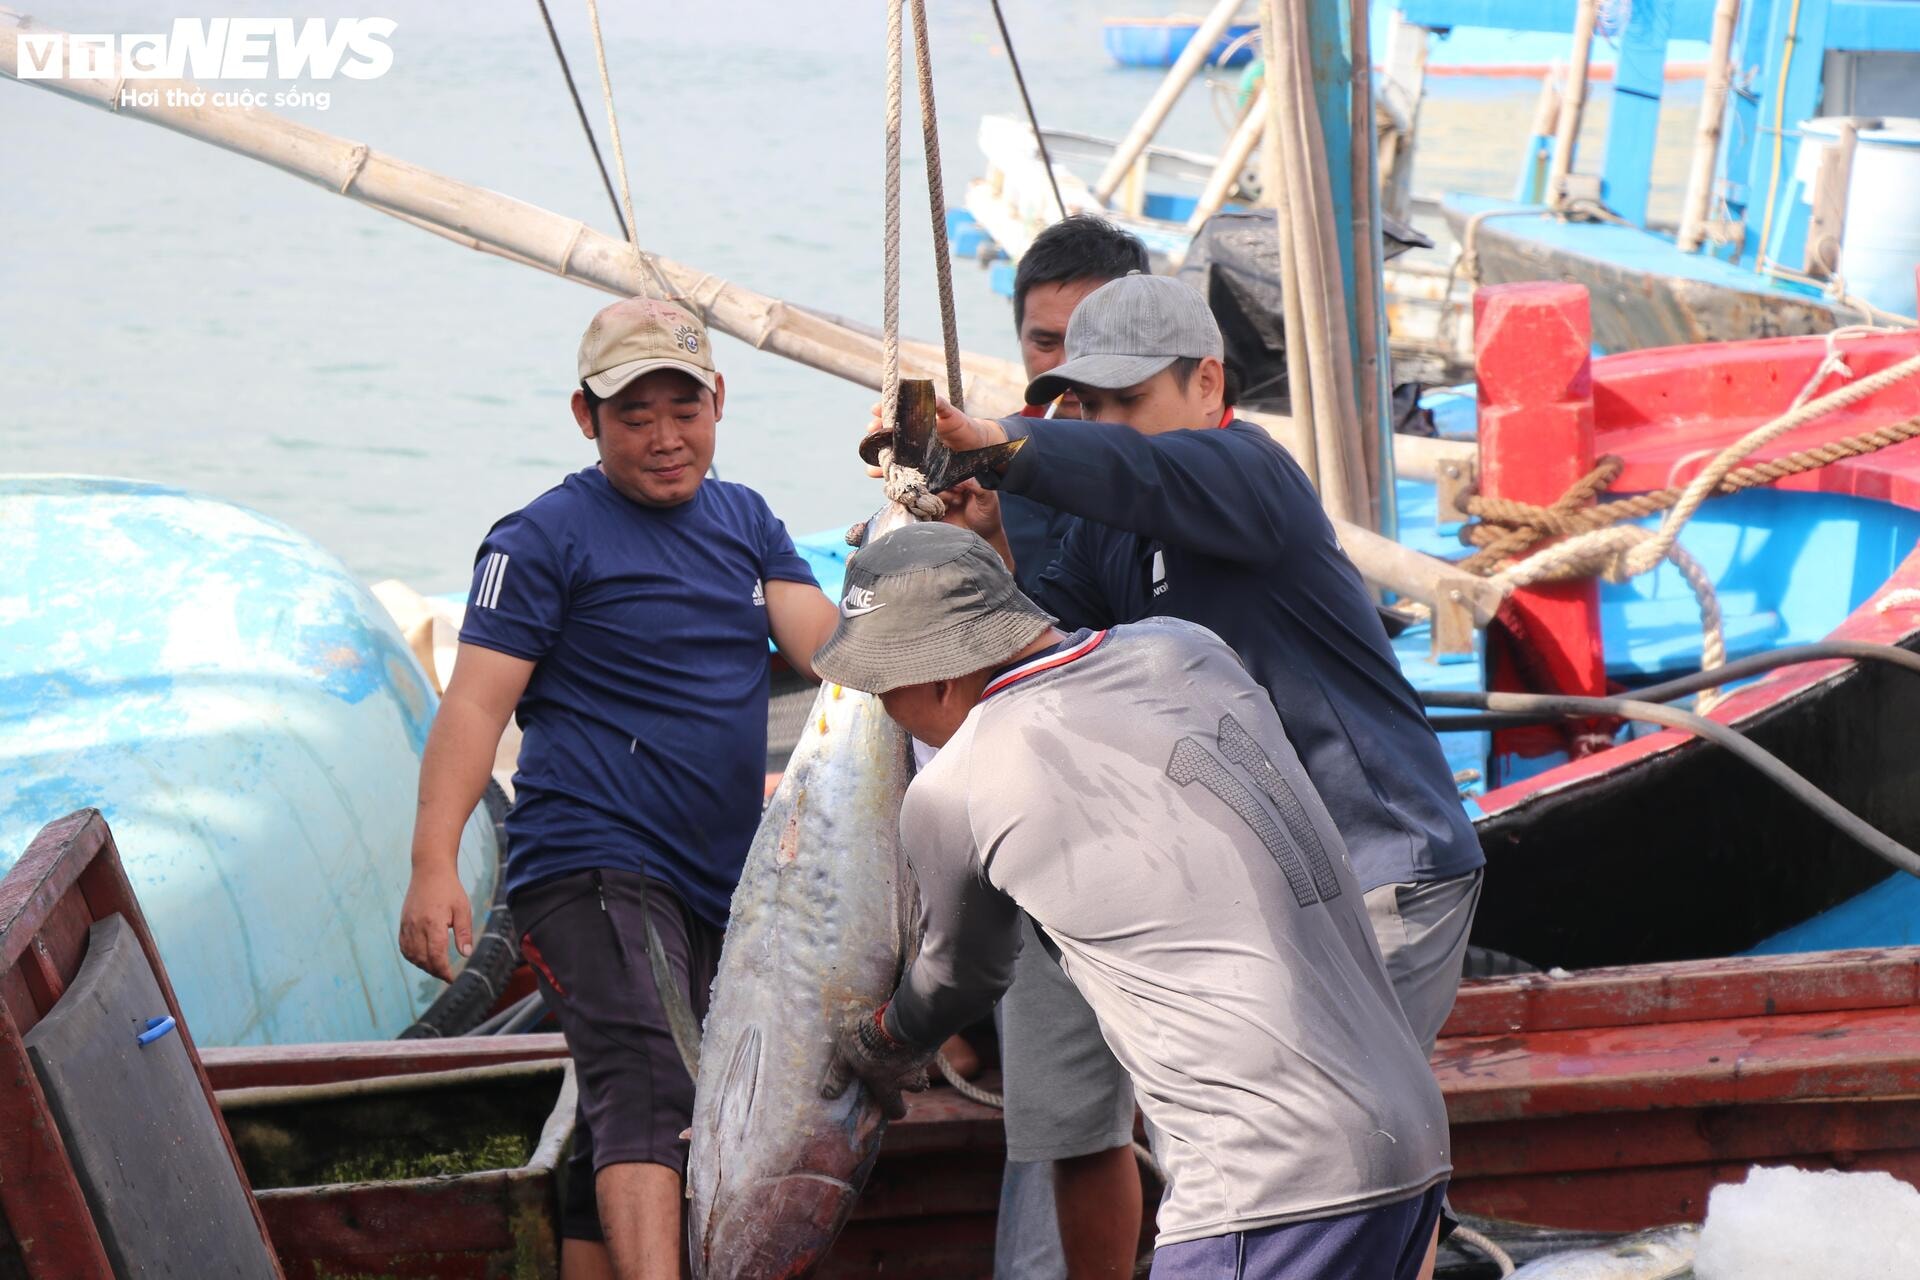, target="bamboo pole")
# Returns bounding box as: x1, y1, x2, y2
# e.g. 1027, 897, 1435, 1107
1349, 0, 1392, 535
1260, 0, 1371, 525
1546, 0, 1601, 212
1376, 14, 1429, 225
1174, 88, 1268, 251
1091, 0, 1245, 203
1675, 0, 1741, 252
0, 13, 1032, 411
